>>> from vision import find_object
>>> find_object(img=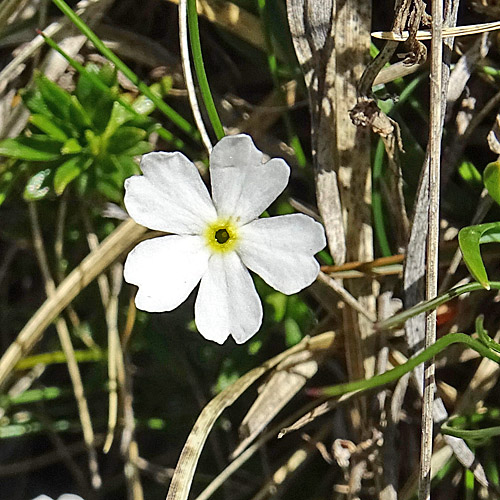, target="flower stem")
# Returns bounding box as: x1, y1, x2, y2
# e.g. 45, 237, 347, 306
375, 281, 500, 331
186, 0, 225, 140
372, 138, 391, 256
318, 332, 500, 397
